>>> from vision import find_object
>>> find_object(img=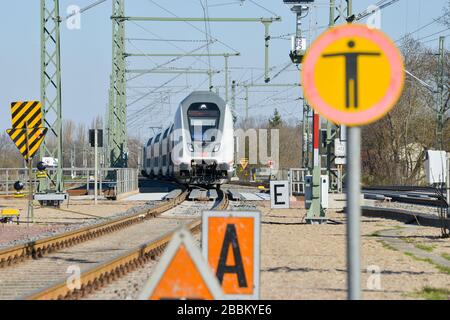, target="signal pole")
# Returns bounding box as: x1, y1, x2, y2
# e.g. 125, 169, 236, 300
39, 0, 64, 194
342, 0, 362, 301
436, 36, 445, 150
326, 0, 337, 190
